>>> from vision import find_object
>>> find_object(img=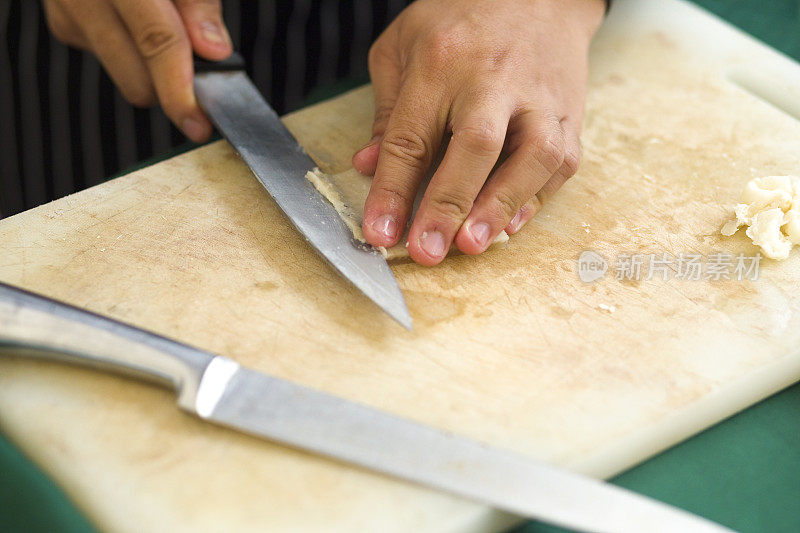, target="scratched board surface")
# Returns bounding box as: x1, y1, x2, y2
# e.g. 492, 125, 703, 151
1, 1, 800, 531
